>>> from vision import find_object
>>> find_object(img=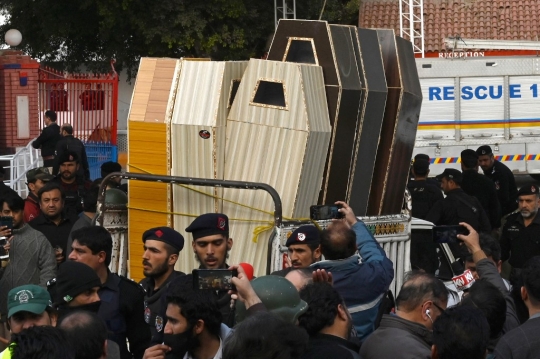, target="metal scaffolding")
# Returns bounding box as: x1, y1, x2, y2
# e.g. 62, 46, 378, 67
399, 0, 425, 57
274, 0, 296, 29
